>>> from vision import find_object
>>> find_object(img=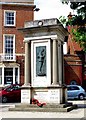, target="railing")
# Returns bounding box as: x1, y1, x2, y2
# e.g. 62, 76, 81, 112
0, 54, 16, 62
